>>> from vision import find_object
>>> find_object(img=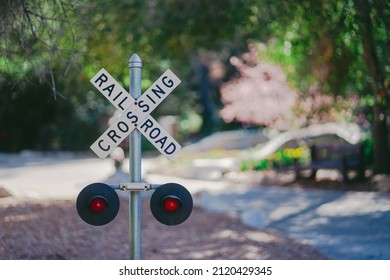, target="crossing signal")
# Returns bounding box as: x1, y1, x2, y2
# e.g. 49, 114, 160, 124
150, 183, 193, 226
77, 182, 192, 227
76, 183, 120, 226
